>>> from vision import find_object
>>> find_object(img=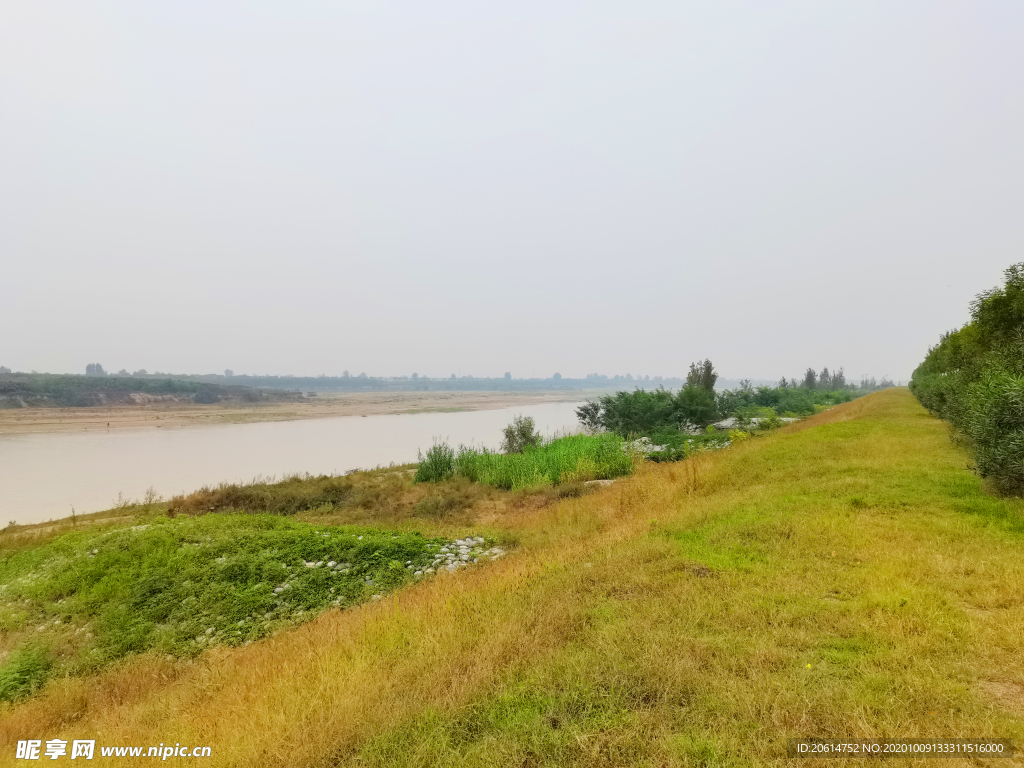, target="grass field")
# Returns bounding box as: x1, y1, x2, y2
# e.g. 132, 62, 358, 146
1, 389, 1022, 766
